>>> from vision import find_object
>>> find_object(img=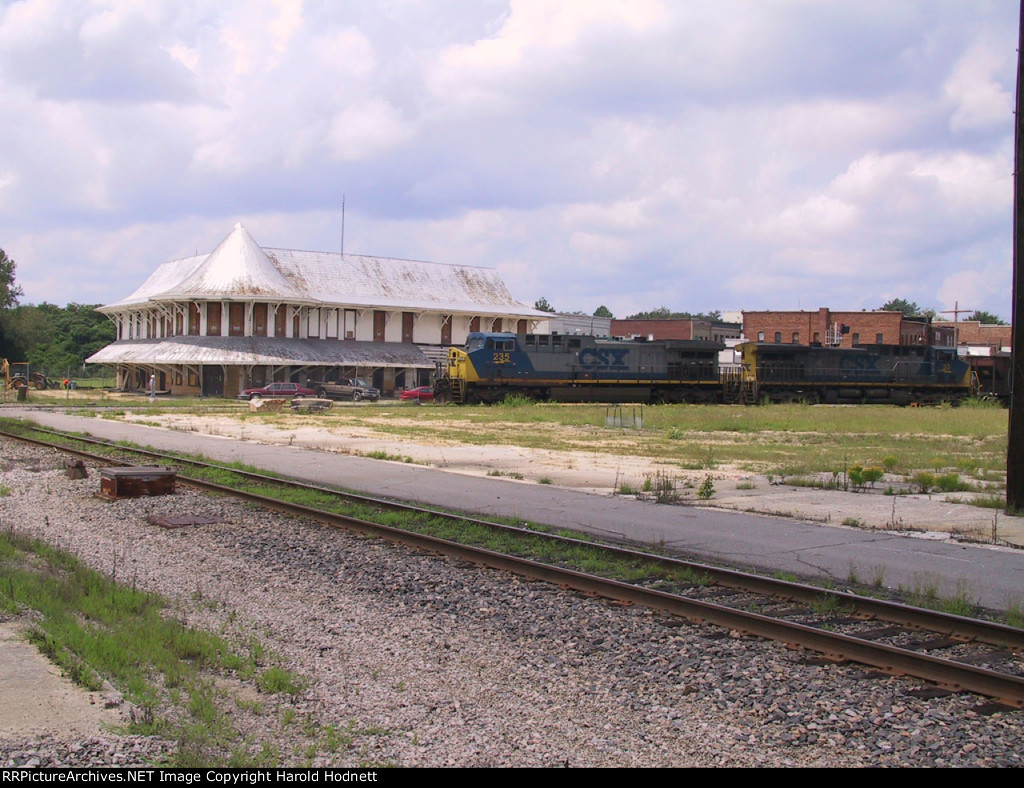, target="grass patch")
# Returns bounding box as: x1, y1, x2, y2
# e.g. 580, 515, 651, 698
256, 667, 305, 695
0, 527, 297, 766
